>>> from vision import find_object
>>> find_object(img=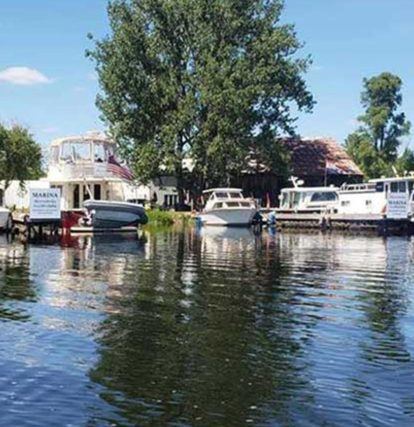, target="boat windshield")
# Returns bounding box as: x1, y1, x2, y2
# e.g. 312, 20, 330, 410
213, 191, 243, 199
229, 192, 242, 198
280, 192, 289, 207
61, 141, 91, 162
215, 192, 229, 199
